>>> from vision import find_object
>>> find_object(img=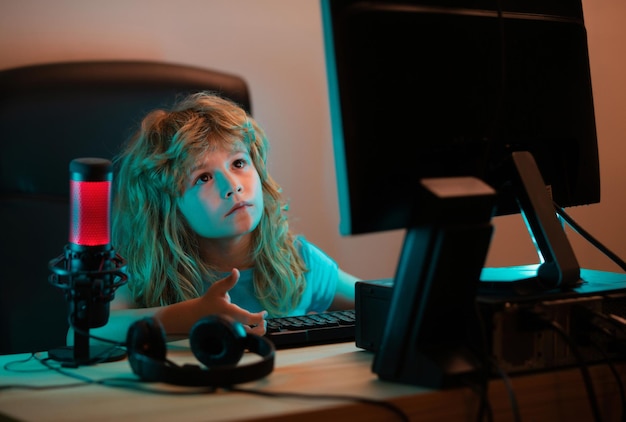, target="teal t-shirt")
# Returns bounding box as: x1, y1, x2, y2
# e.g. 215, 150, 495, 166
205, 237, 338, 317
